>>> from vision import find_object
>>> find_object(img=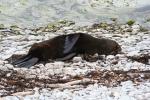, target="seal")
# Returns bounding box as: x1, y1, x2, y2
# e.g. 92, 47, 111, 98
12, 33, 121, 68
